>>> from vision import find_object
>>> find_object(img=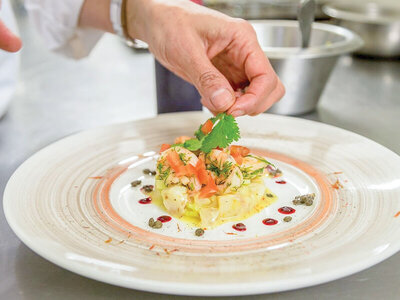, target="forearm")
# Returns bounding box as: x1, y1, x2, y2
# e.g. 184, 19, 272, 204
78, 0, 149, 40
78, 0, 113, 33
